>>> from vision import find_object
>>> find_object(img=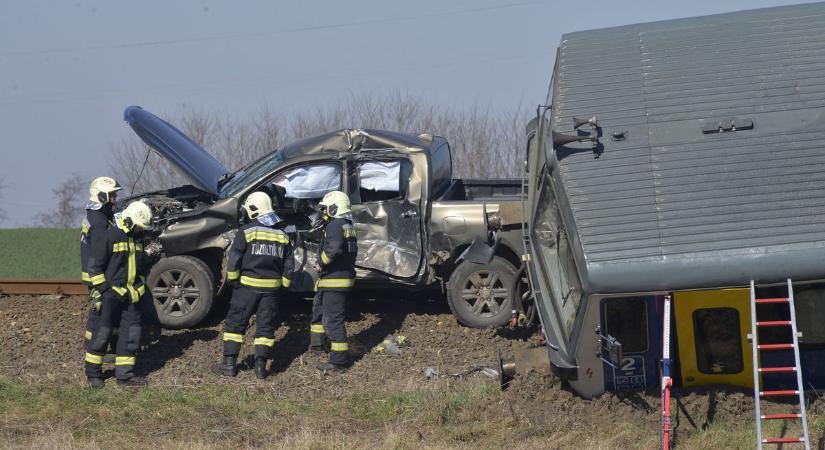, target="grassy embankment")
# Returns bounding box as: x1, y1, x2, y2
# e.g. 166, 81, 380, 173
0, 229, 78, 279
1, 378, 816, 450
